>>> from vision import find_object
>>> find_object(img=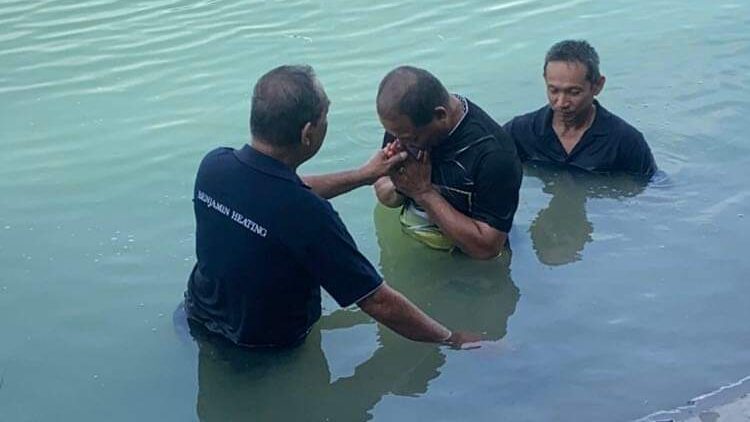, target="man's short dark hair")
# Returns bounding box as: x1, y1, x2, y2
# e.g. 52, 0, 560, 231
544, 40, 601, 84
377, 66, 450, 127
250, 65, 327, 146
